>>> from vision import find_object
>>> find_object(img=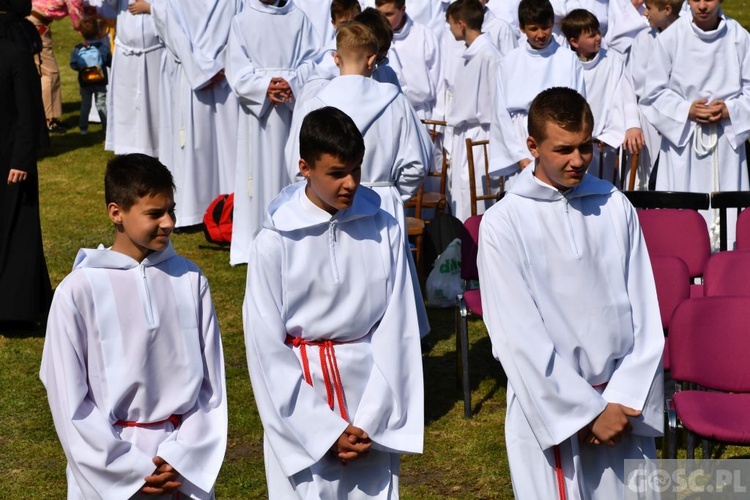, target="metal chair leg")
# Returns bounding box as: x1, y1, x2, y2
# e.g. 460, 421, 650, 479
456, 294, 472, 418
687, 430, 695, 459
